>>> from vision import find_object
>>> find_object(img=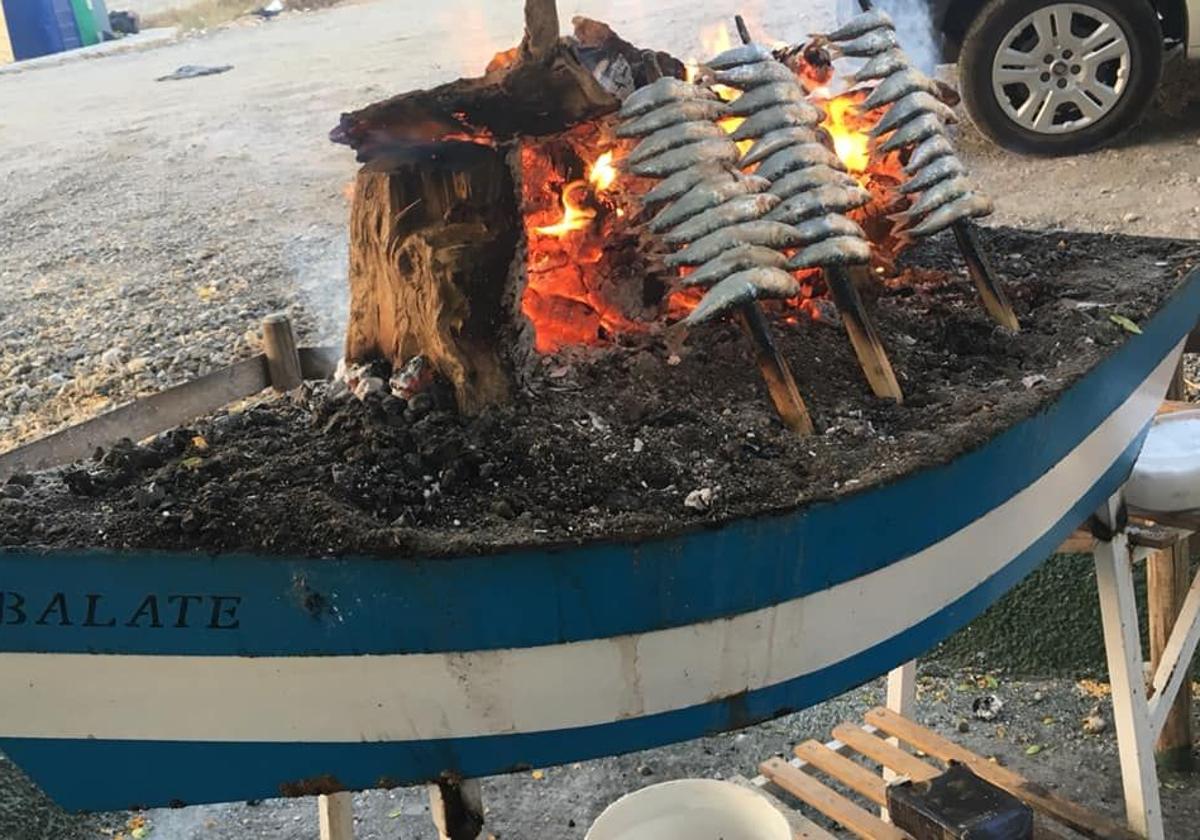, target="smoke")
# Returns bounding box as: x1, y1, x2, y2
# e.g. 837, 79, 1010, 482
838, 0, 941, 75
285, 228, 349, 344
